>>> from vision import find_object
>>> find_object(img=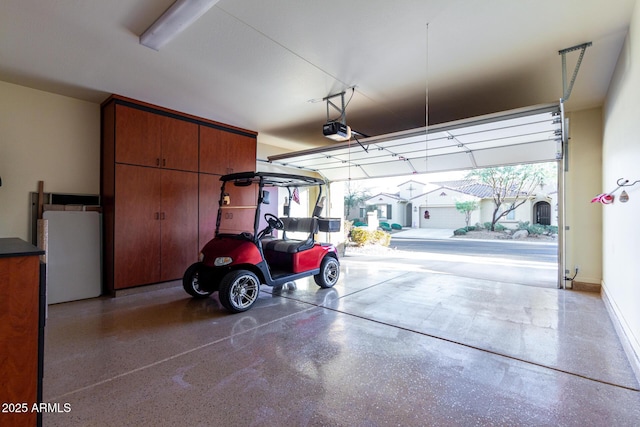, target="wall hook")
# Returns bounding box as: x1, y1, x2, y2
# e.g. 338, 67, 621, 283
616, 178, 640, 188
591, 177, 639, 204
